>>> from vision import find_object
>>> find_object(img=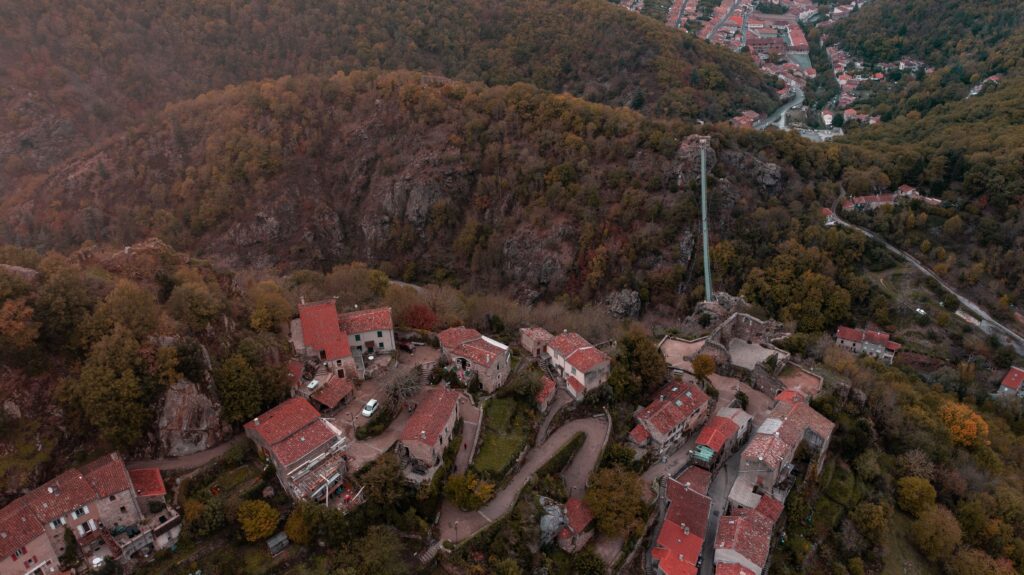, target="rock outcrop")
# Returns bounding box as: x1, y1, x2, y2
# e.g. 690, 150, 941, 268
606, 289, 642, 319
157, 379, 230, 457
